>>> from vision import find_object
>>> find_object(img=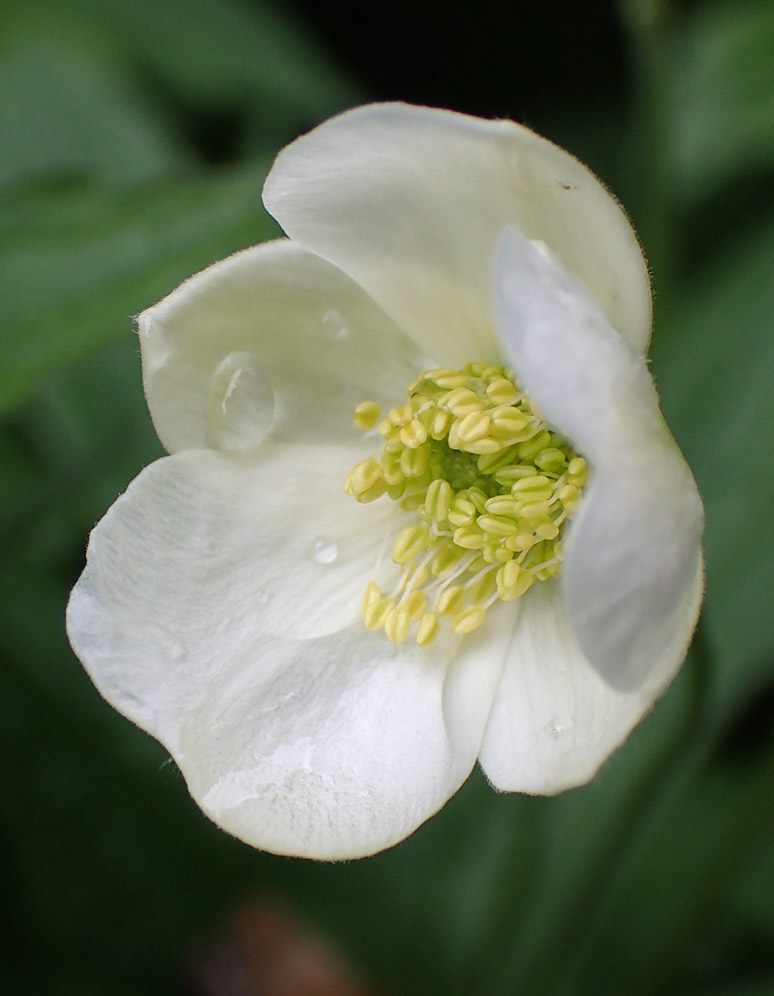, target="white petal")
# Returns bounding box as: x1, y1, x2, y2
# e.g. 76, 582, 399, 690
67, 445, 506, 858
180, 623, 504, 859
139, 239, 426, 455
263, 103, 651, 366
495, 227, 704, 690
478, 576, 703, 794
66, 443, 399, 749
